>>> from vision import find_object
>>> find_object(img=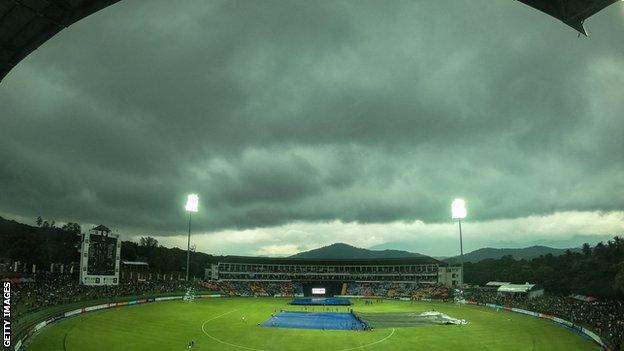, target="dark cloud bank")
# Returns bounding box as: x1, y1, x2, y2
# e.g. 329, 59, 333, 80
0, 0, 623, 238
